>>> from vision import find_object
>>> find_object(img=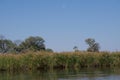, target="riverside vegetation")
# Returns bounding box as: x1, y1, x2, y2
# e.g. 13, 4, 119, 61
0, 51, 120, 71
0, 35, 119, 71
